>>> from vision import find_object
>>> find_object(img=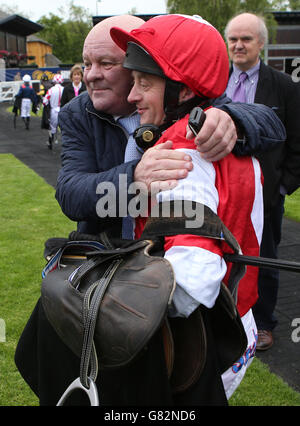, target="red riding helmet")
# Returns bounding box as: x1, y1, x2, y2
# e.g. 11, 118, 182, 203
110, 14, 229, 99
